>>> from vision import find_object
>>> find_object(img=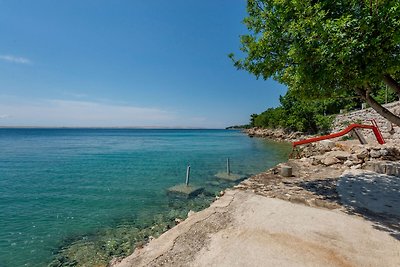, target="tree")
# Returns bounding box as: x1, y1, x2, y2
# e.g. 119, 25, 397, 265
250, 113, 258, 127
230, 0, 400, 126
